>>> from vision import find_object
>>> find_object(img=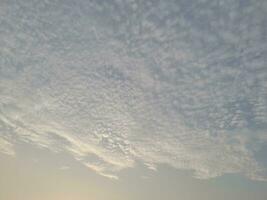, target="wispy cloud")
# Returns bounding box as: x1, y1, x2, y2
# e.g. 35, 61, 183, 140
0, 138, 15, 156
0, 0, 266, 181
